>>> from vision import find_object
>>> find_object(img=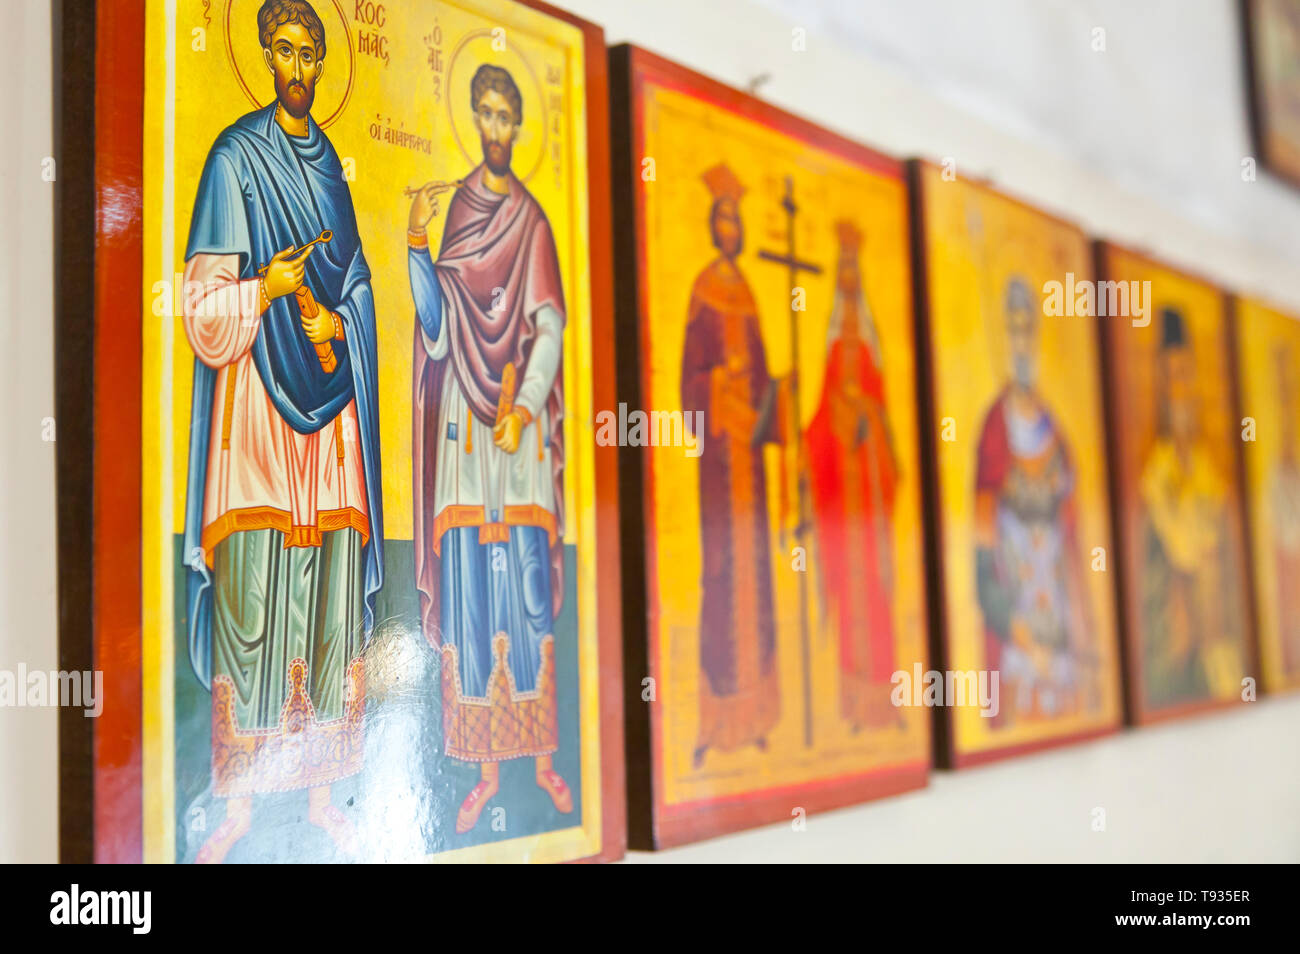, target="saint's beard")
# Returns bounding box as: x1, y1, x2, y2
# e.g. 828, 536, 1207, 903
483, 138, 513, 175
276, 74, 315, 120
